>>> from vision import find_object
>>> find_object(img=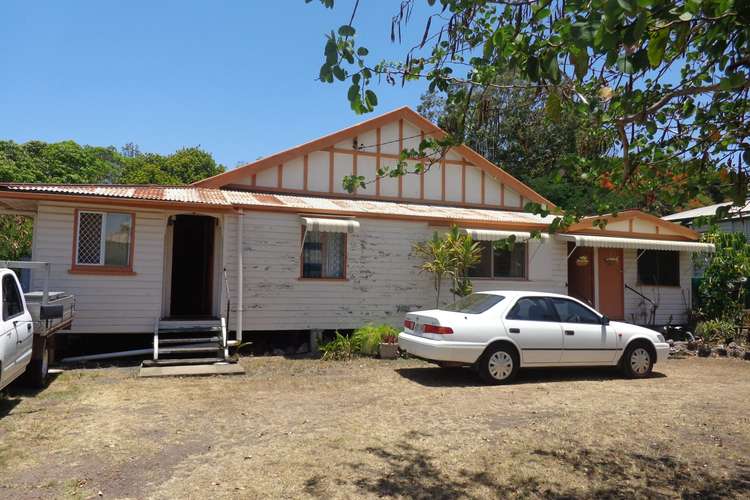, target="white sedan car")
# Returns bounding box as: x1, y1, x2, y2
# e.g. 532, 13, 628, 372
398, 291, 669, 384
